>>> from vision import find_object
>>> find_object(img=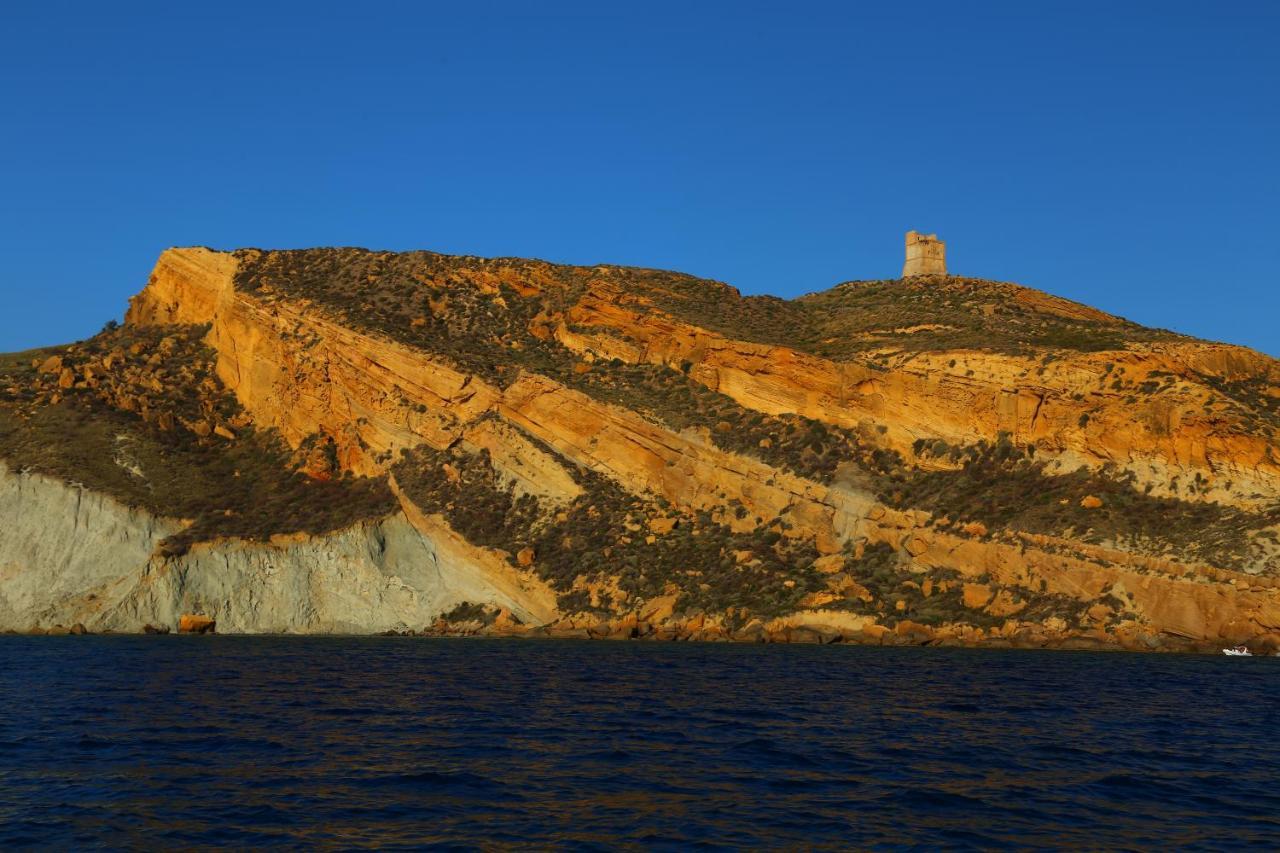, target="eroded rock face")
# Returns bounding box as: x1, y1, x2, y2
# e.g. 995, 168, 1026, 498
557, 281, 1280, 509
0, 462, 555, 633
128, 248, 501, 475
127, 248, 1280, 510
4, 245, 1278, 648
